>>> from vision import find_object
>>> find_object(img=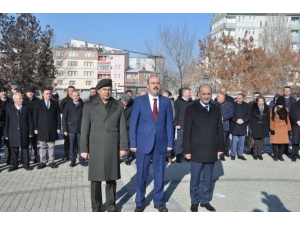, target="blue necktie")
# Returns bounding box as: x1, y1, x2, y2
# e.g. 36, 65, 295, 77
205, 105, 209, 111
46, 101, 50, 109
